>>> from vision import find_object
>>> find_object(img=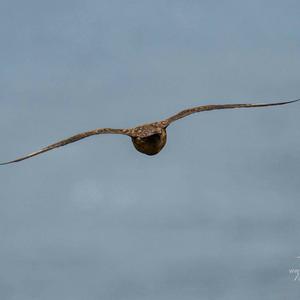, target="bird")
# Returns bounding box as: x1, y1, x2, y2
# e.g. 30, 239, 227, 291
1, 98, 299, 165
